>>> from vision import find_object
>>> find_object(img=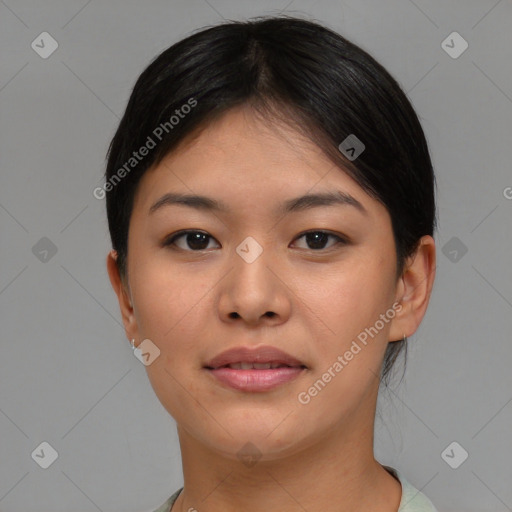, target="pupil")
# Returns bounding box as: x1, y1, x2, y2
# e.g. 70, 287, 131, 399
188, 232, 208, 250
307, 232, 328, 249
